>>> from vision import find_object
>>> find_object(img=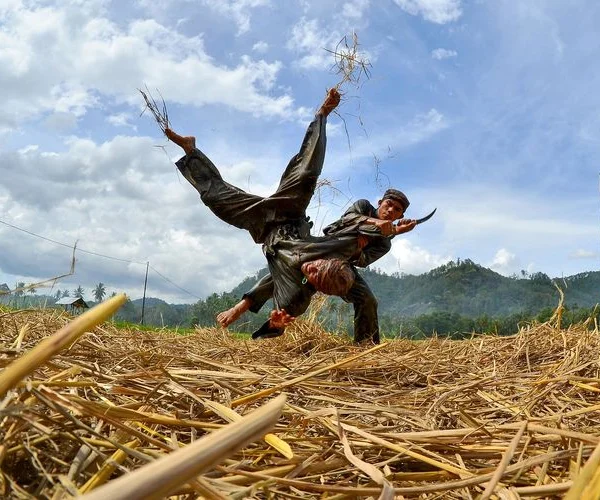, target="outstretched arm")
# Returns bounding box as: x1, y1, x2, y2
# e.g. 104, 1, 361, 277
216, 297, 253, 328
